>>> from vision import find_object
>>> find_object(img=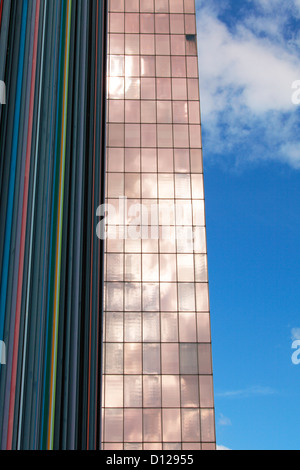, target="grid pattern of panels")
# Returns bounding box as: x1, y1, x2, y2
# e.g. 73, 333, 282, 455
102, 0, 216, 451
